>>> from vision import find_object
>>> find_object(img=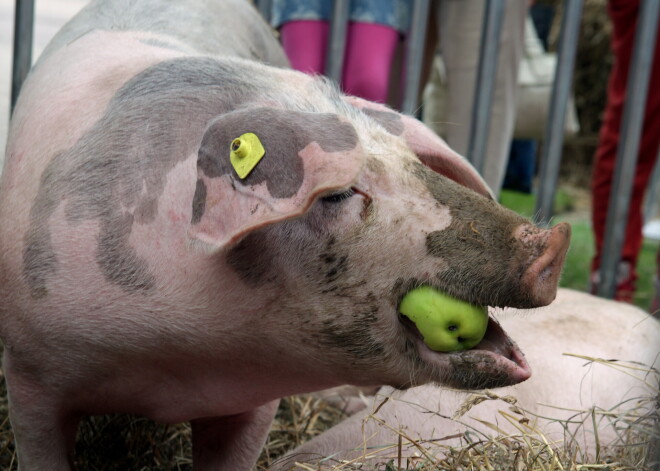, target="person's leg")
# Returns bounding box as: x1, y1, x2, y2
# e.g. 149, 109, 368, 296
439, 0, 526, 197
437, 0, 484, 157
341, 22, 399, 103
503, 139, 537, 194
480, 0, 526, 197
591, 0, 660, 300
279, 20, 330, 74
